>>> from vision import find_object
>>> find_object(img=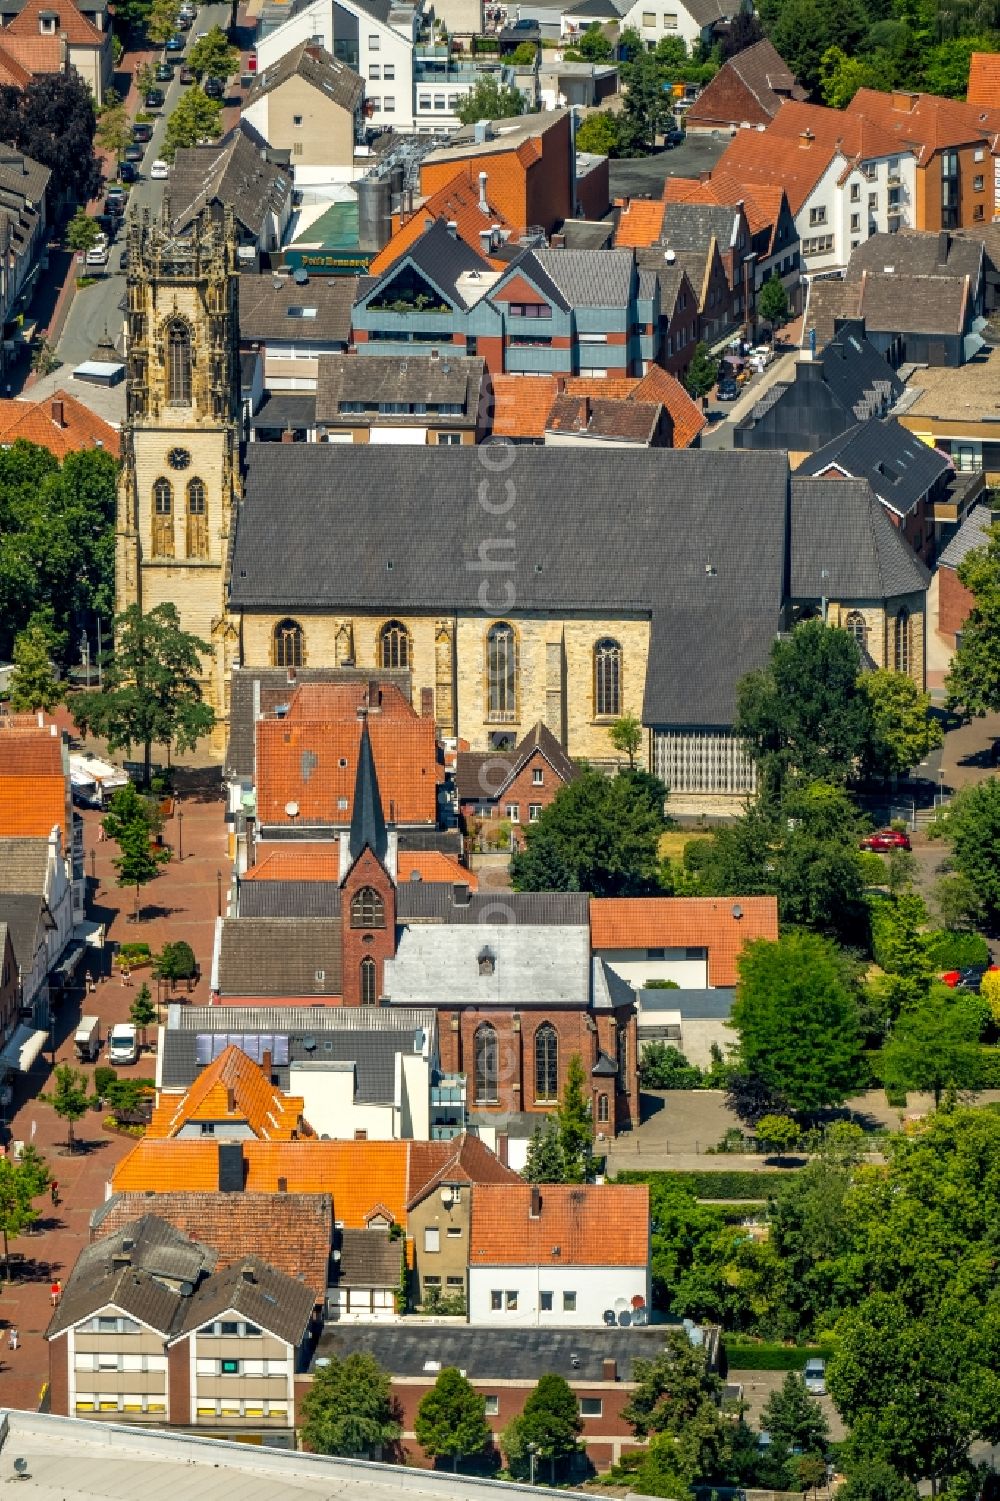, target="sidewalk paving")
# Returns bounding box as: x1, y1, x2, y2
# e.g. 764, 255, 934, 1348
0, 753, 228, 1413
